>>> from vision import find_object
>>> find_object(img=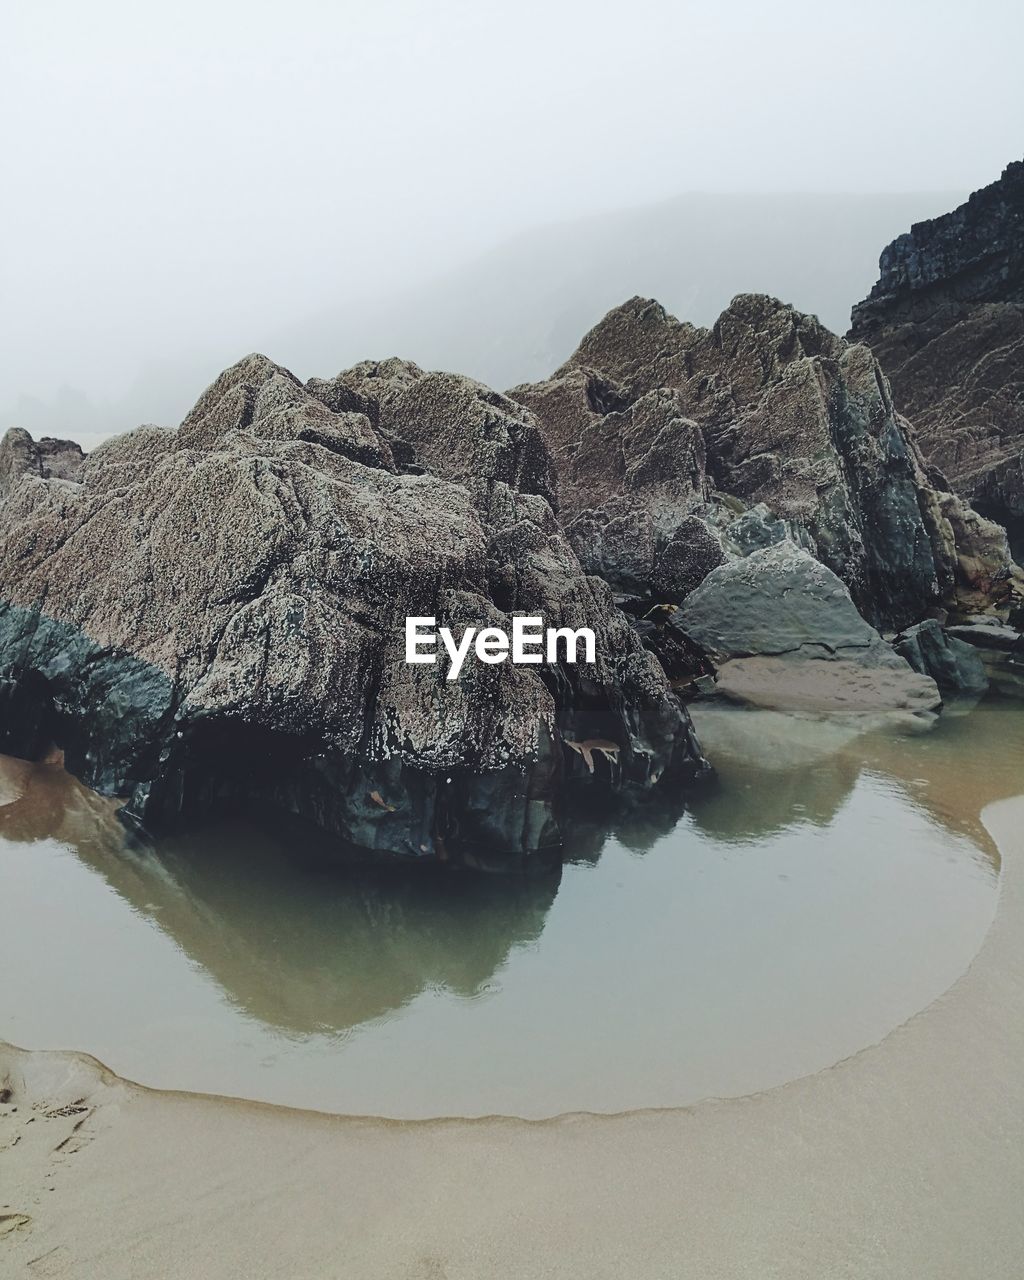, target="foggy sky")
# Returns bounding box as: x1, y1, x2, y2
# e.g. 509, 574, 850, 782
4, 0, 1023, 441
